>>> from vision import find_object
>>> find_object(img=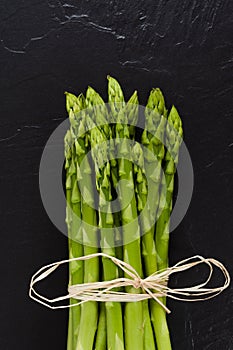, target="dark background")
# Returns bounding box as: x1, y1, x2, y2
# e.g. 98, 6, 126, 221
1, 1, 233, 349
